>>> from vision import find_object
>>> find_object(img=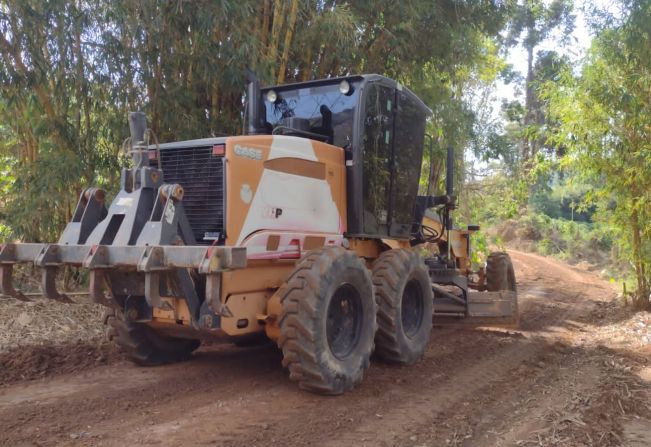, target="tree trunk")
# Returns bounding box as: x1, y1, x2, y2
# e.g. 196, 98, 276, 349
630, 205, 650, 309
269, 0, 287, 69
301, 46, 313, 81
261, 0, 271, 46
211, 82, 220, 132
277, 0, 299, 83
523, 43, 534, 163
